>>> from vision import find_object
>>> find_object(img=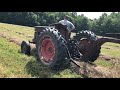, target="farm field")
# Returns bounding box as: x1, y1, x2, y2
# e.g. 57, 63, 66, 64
0, 22, 120, 78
